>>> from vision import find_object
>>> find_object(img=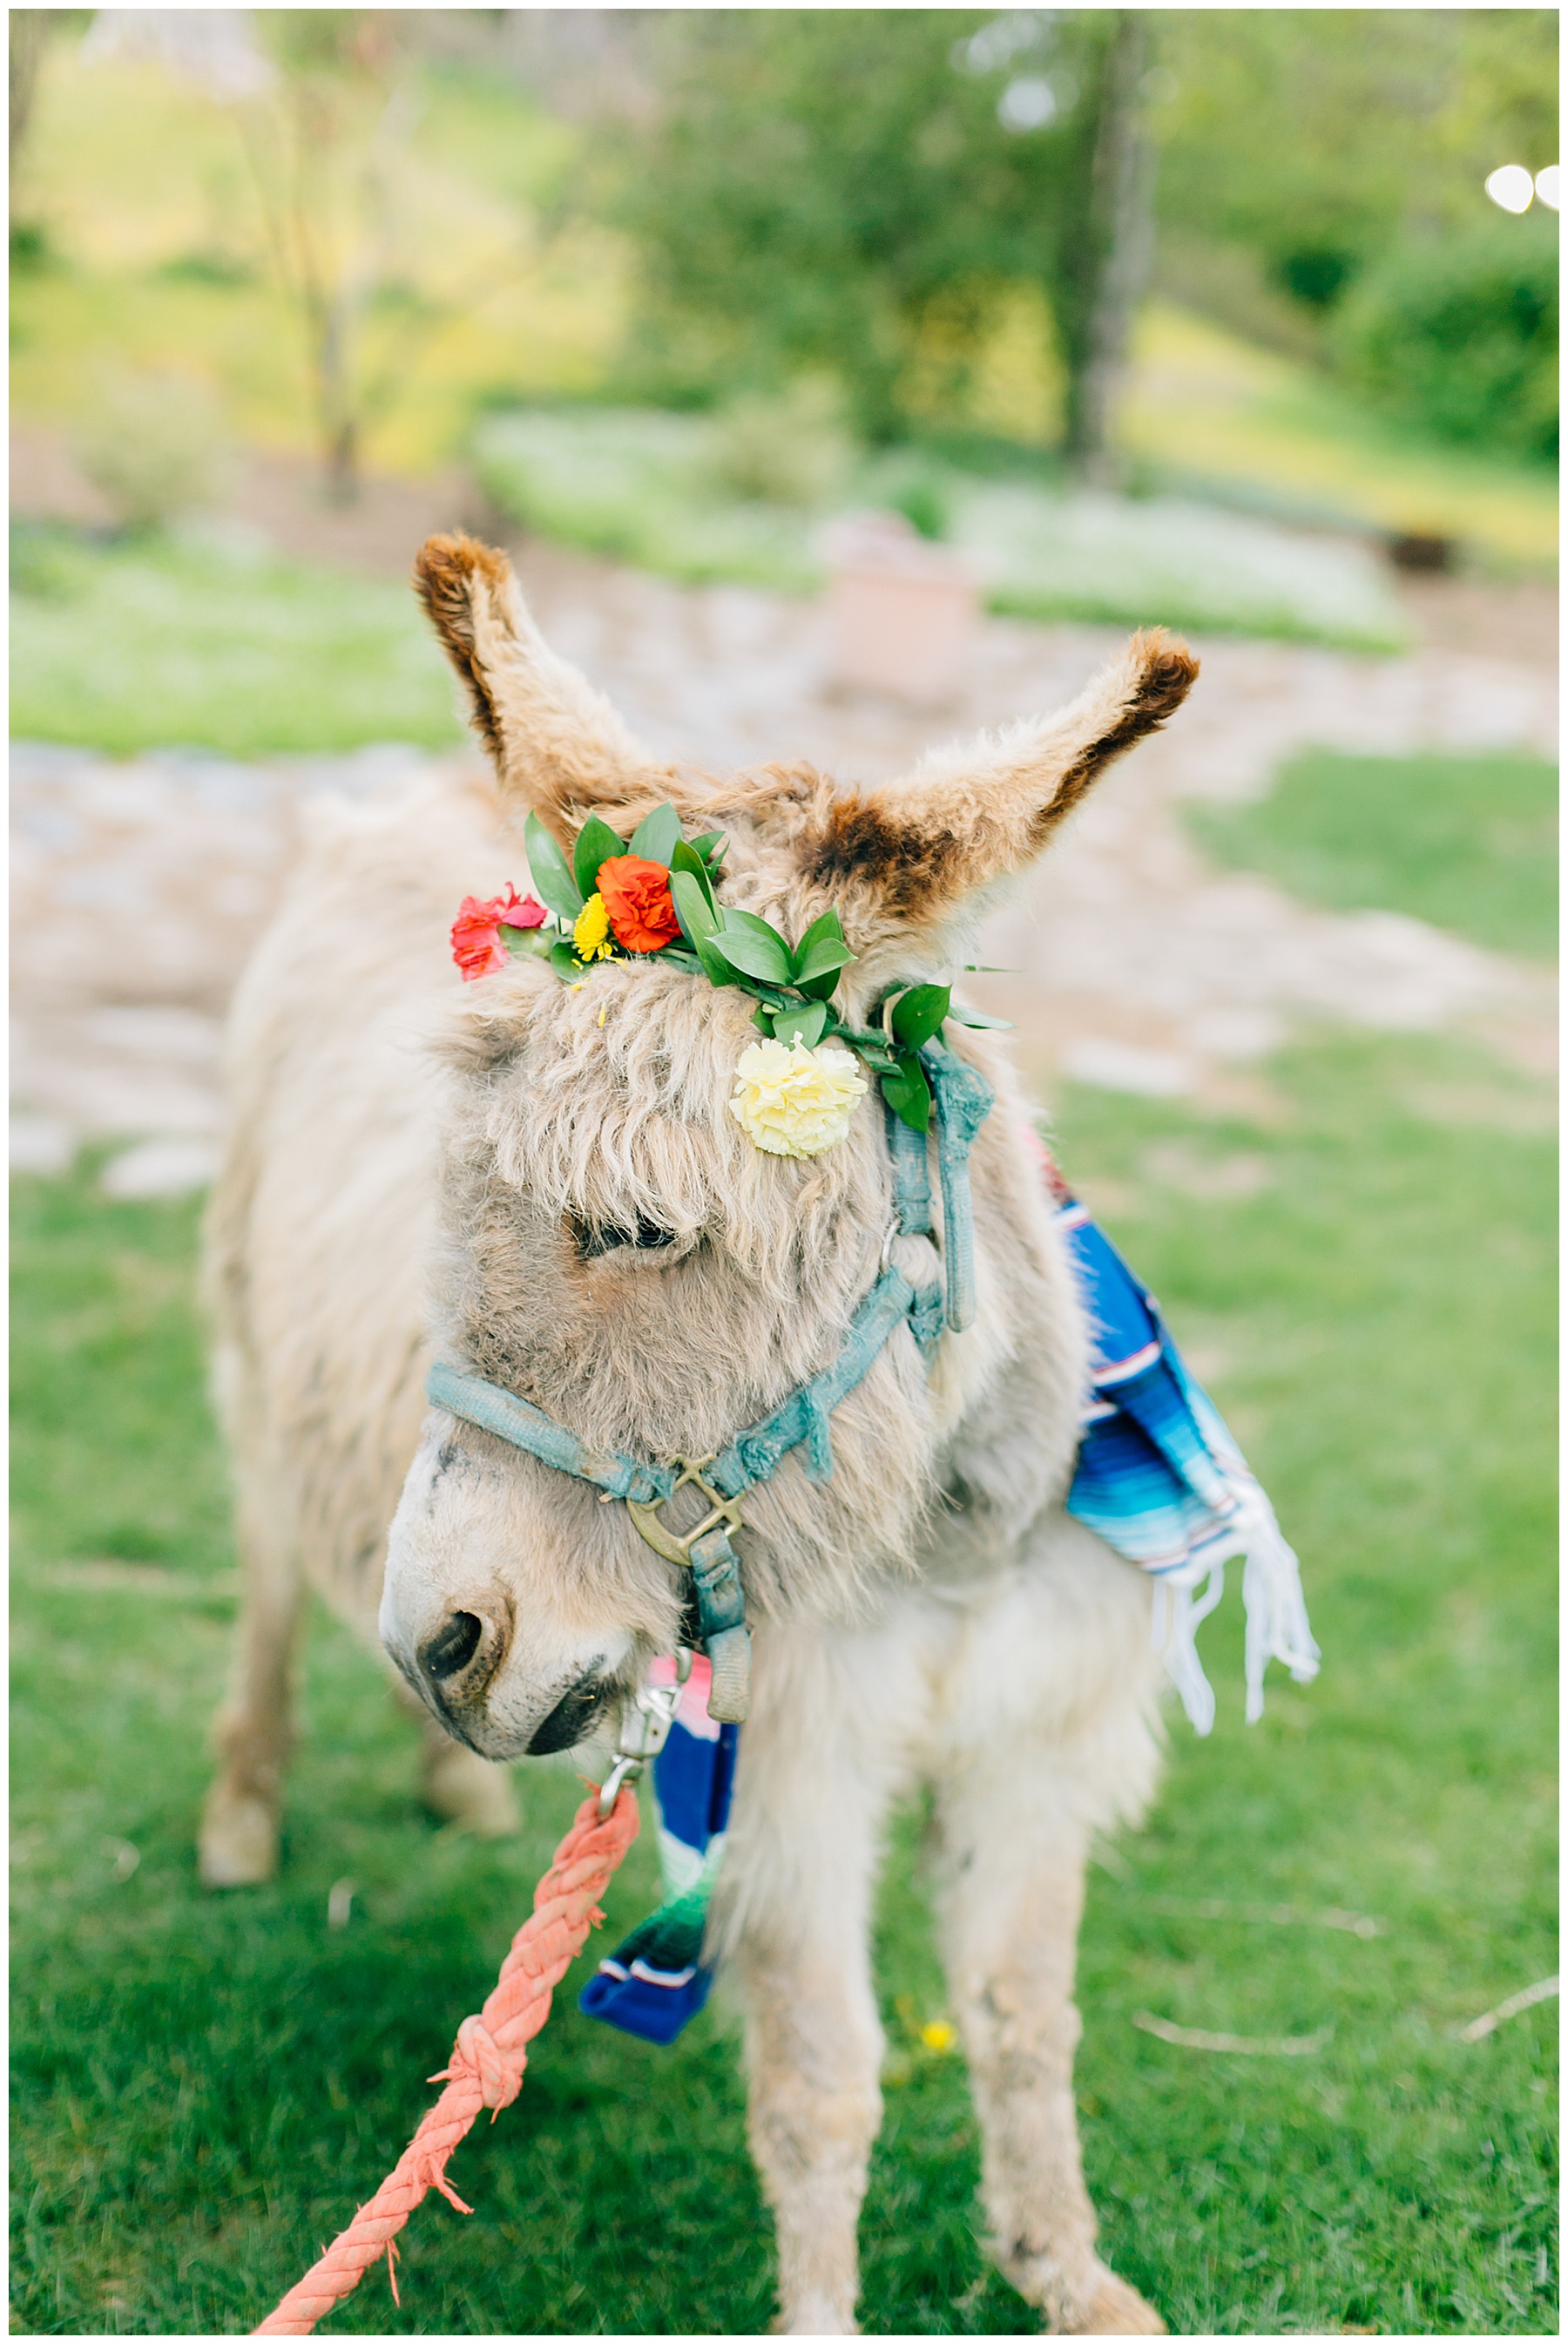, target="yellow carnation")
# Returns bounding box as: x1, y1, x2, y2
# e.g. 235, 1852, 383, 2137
728, 1037, 868, 1159
572, 891, 614, 962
